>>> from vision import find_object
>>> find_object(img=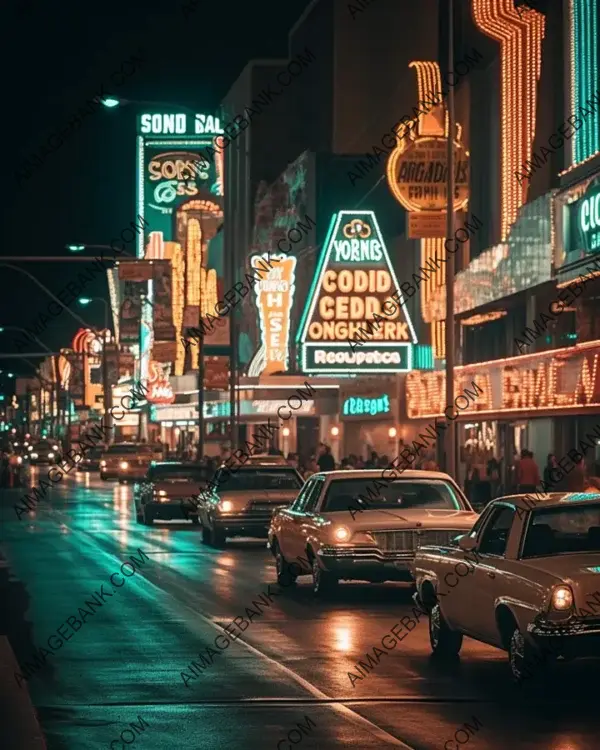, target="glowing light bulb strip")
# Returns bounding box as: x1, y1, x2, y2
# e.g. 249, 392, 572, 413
569, 0, 600, 165
411, 61, 453, 361
472, 0, 545, 240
